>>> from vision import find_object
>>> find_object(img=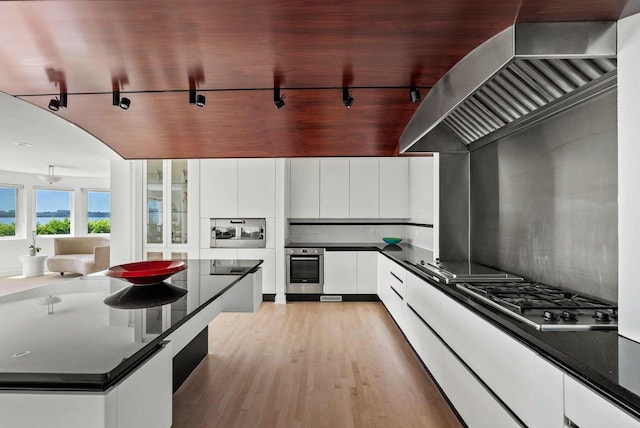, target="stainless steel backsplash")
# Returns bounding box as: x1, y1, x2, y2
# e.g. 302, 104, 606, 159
469, 88, 618, 302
